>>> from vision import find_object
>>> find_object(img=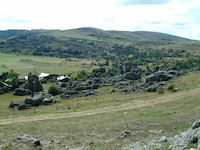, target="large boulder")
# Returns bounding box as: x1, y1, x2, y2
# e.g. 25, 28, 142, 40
0, 87, 4, 95
25, 94, 43, 106
145, 71, 174, 83
74, 85, 90, 91
118, 63, 123, 75
91, 84, 99, 89
81, 90, 97, 97
63, 90, 78, 95
9, 101, 24, 109
13, 88, 32, 96
17, 103, 27, 110
24, 73, 43, 92
169, 119, 200, 150
41, 97, 58, 105
124, 72, 141, 80
0, 72, 8, 80
92, 68, 106, 77
16, 134, 41, 146
167, 70, 181, 76
61, 90, 78, 99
